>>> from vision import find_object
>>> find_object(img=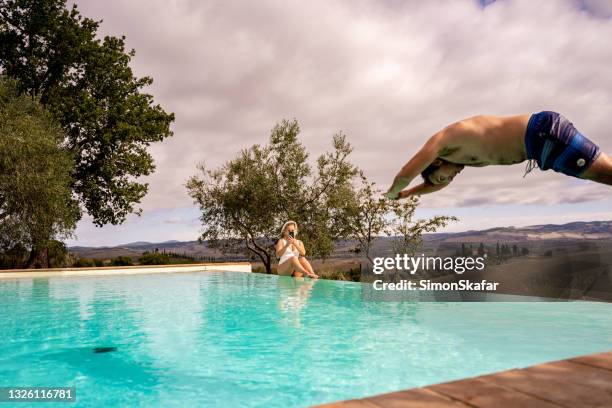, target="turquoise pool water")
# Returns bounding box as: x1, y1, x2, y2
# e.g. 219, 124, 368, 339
1, 271, 612, 407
